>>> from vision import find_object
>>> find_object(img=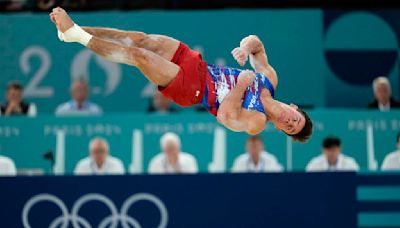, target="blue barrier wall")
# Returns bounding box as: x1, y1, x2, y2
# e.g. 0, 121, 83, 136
0, 173, 357, 228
